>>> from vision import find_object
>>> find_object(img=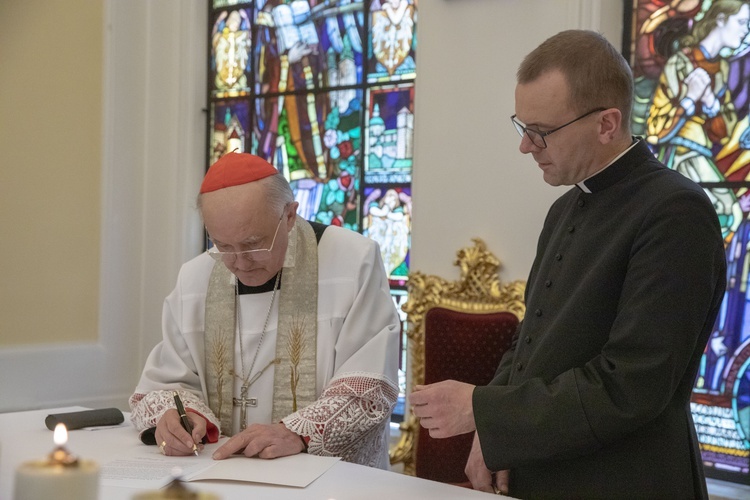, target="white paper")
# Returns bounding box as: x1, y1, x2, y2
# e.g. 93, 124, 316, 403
100, 456, 215, 489
185, 454, 340, 488
99, 450, 339, 489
